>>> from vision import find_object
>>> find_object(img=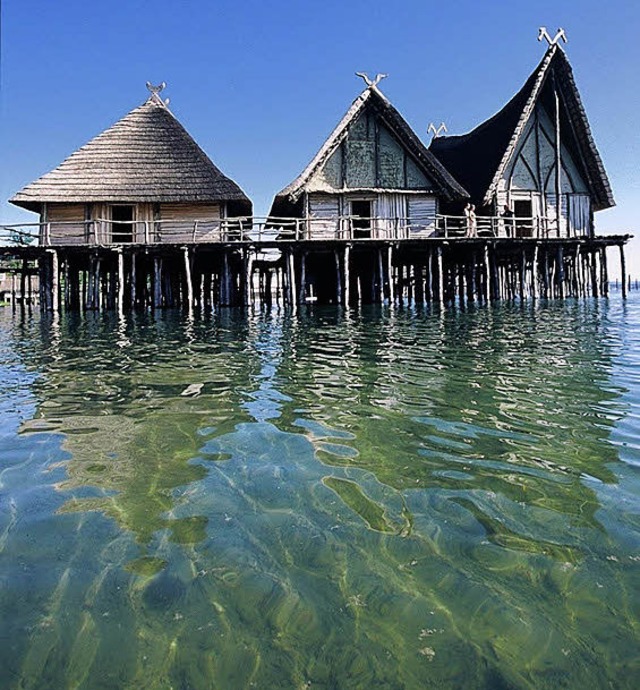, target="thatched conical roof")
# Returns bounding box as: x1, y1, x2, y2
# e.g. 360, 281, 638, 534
10, 91, 251, 213
430, 45, 614, 211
